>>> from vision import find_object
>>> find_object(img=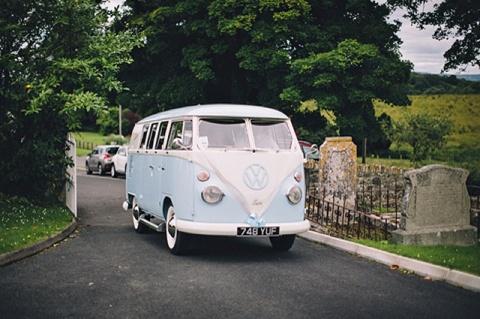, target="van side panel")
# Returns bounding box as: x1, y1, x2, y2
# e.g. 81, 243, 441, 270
127, 153, 149, 209
161, 154, 194, 221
